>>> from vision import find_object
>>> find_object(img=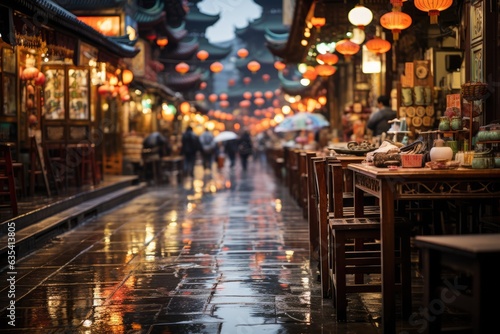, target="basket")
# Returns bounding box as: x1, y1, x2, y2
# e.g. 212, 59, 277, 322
401, 154, 423, 168
461, 82, 490, 101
